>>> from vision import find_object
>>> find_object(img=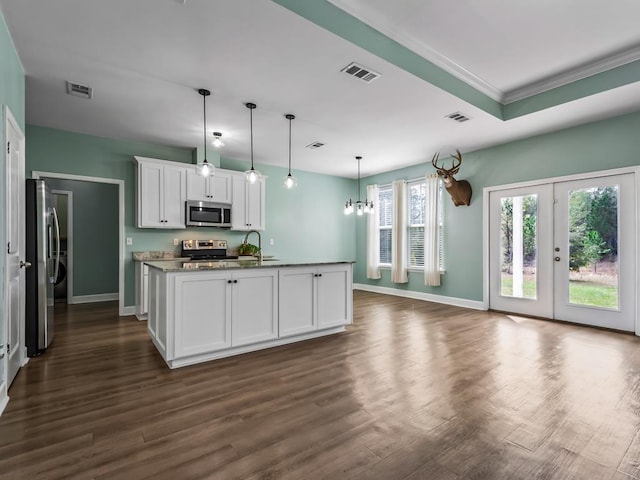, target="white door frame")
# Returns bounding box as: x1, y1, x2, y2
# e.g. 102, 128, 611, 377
31, 171, 126, 317
51, 190, 73, 305
483, 165, 640, 336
